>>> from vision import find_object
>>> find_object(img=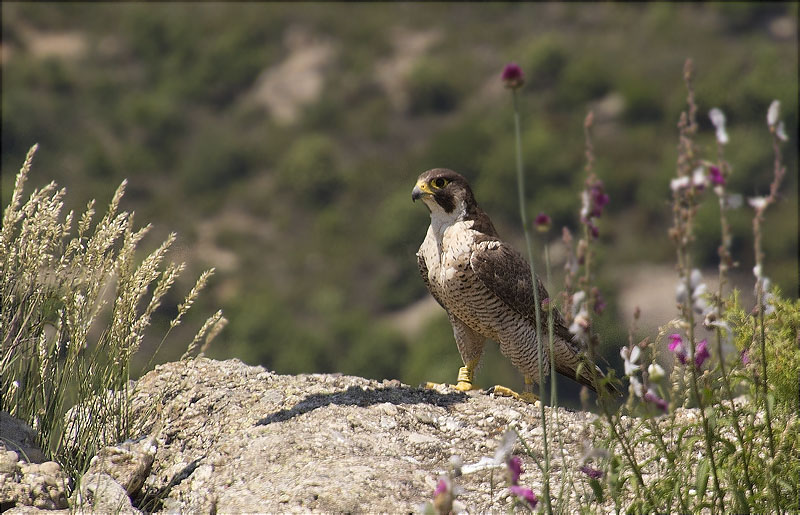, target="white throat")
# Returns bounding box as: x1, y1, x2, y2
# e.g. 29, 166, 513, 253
424, 196, 468, 247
